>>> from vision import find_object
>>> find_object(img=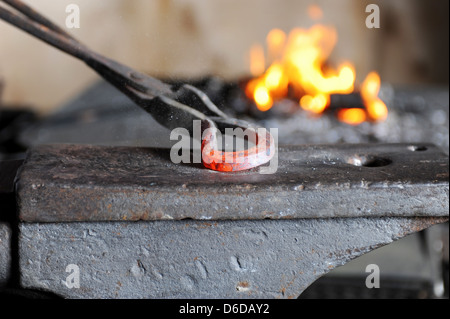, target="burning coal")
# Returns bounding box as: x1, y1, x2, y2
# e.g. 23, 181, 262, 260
245, 14, 388, 125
